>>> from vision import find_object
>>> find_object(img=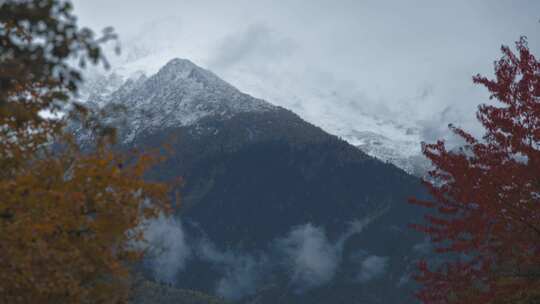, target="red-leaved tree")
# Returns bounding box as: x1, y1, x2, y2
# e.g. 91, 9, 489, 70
411, 37, 540, 304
